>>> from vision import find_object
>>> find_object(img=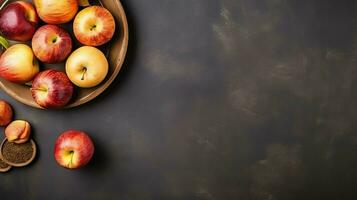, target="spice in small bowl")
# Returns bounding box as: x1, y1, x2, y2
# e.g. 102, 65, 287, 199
0, 138, 36, 167
0, 157, 11, 172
